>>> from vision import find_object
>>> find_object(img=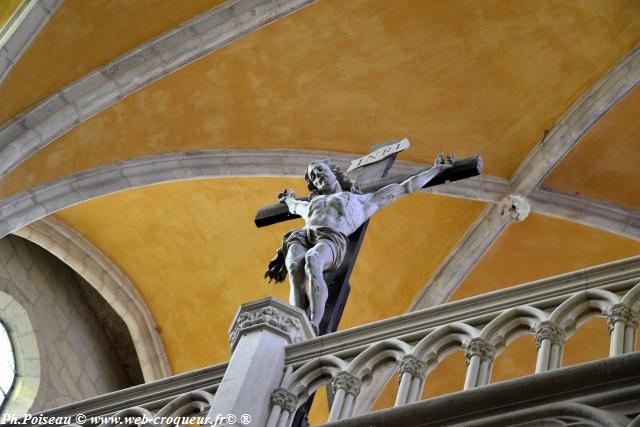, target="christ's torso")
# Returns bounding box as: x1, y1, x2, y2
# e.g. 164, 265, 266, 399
306, 192, 368, 235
